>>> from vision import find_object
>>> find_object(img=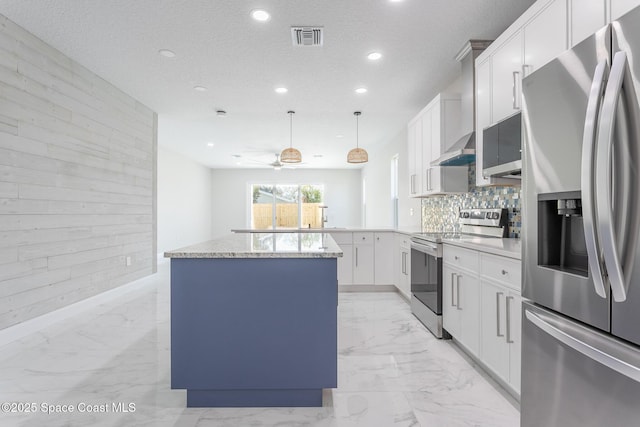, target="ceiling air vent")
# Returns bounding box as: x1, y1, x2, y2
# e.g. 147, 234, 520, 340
291, 27, 324, 47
